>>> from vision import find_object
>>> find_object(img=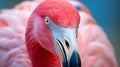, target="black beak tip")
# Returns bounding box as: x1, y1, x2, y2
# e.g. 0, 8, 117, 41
62, 51, 81, 67
70, 51, 81, 67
